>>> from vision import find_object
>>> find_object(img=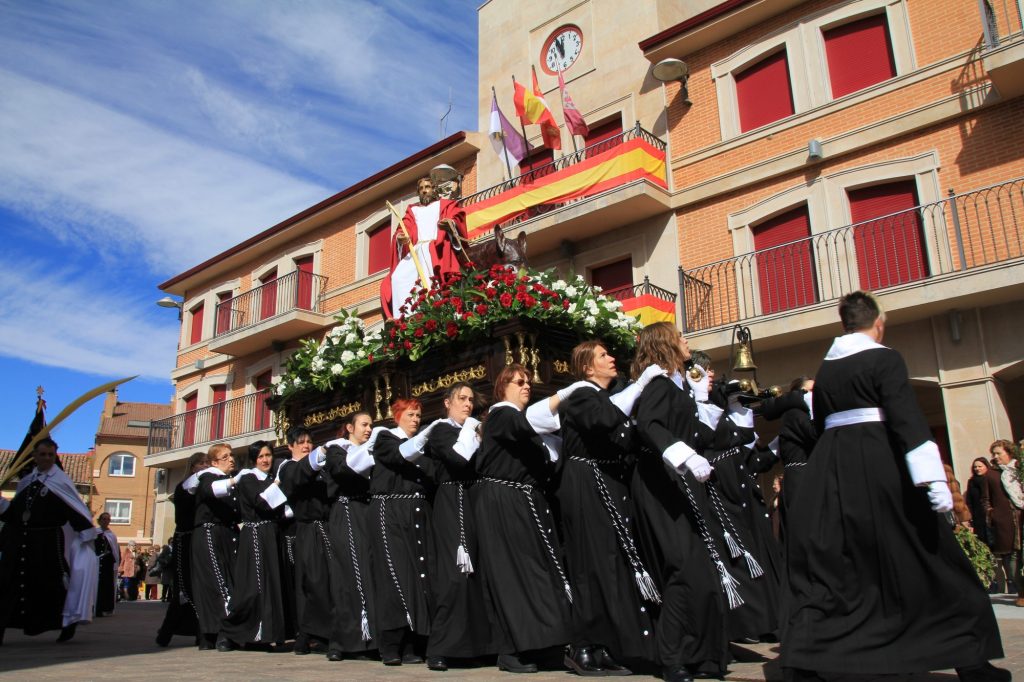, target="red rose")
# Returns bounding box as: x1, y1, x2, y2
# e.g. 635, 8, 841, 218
389, 328, 397, 339
541, 300, 551, 310
432, 299, 445, 309
446, 322, 458, 338
476, 303, 488, 315
415, 313, 424, 321
403, 340, 412, 350
451, 296, 463, 311
414, 327, 425, 338
562, 299, 571, 309
399, 322, 408, 331
425, 319, 438, 332
388, 342, 395, 350
368, 353, 374, 362
485, 287, 497, 298
516, 284, 528, 294
523, 295, 536, 308
500, 293, 513, 307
